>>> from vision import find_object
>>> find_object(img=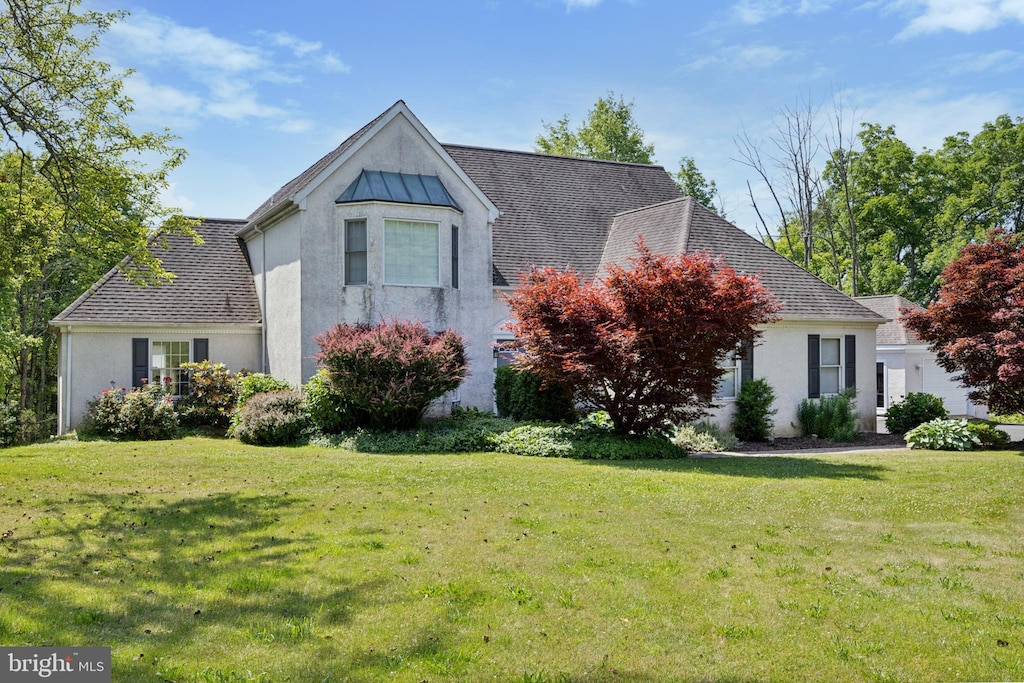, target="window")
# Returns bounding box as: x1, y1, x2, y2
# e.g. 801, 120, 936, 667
384, 219, 439, 286
876, 361, 886, 410
451, 225, 460, 289
715, 353, 739, 400
494, 340, 517, 368
151, 341, 190, 395
345, 219, 367, 285
820, 338, 842, 395
808, 334, 856, 398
